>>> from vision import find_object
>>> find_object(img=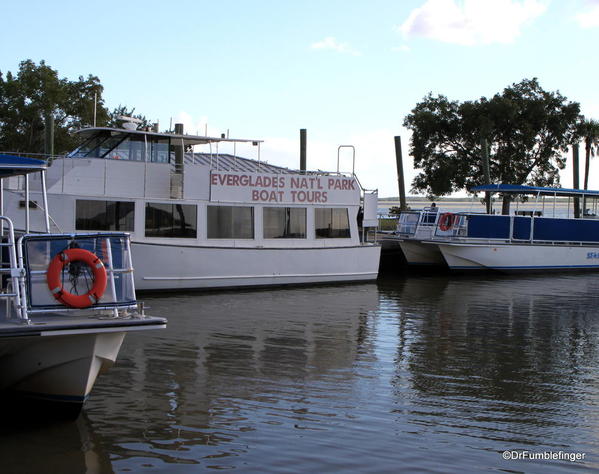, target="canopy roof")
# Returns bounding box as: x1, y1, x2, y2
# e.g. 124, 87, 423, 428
471, 184, 599, 198
0, 154, 46, 178
75, 127, 263, 146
